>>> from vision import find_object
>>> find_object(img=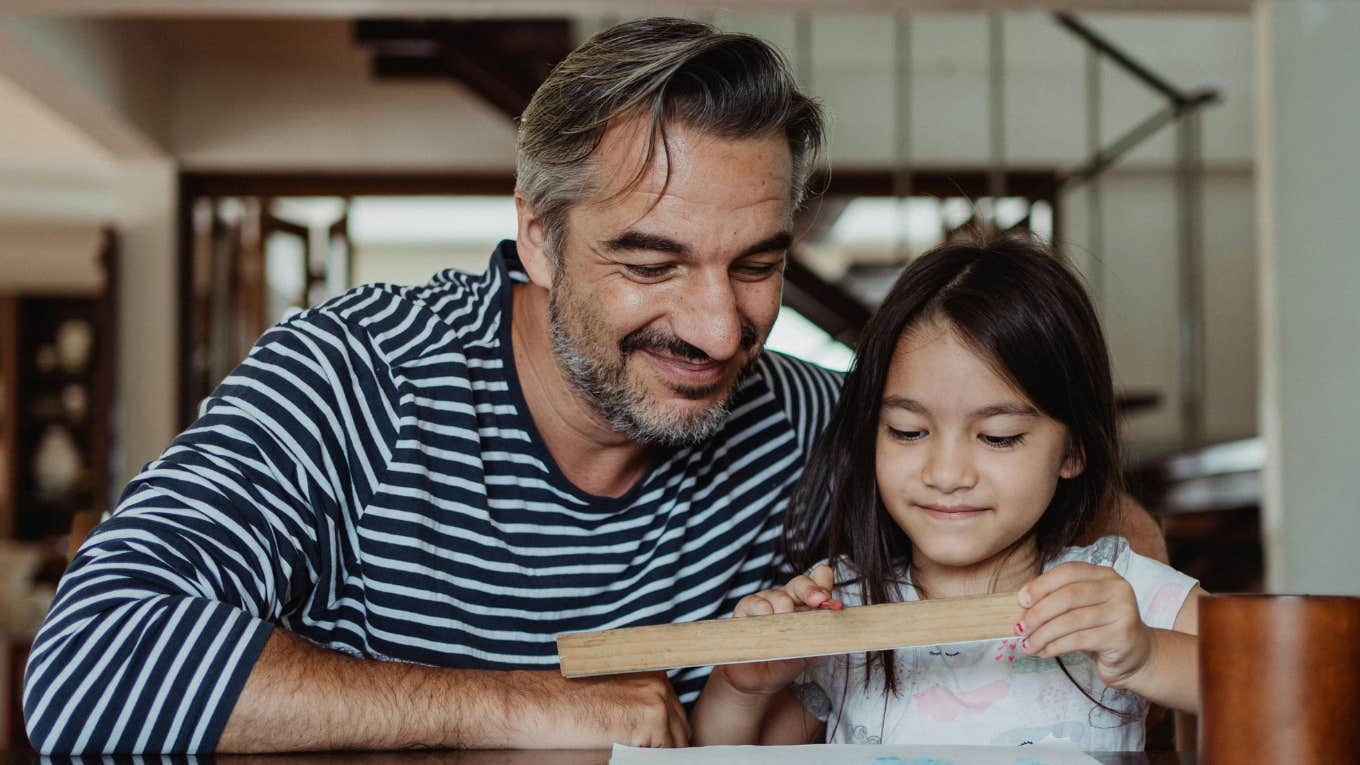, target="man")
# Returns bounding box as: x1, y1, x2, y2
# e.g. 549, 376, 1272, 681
23, 17, 1162, 754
